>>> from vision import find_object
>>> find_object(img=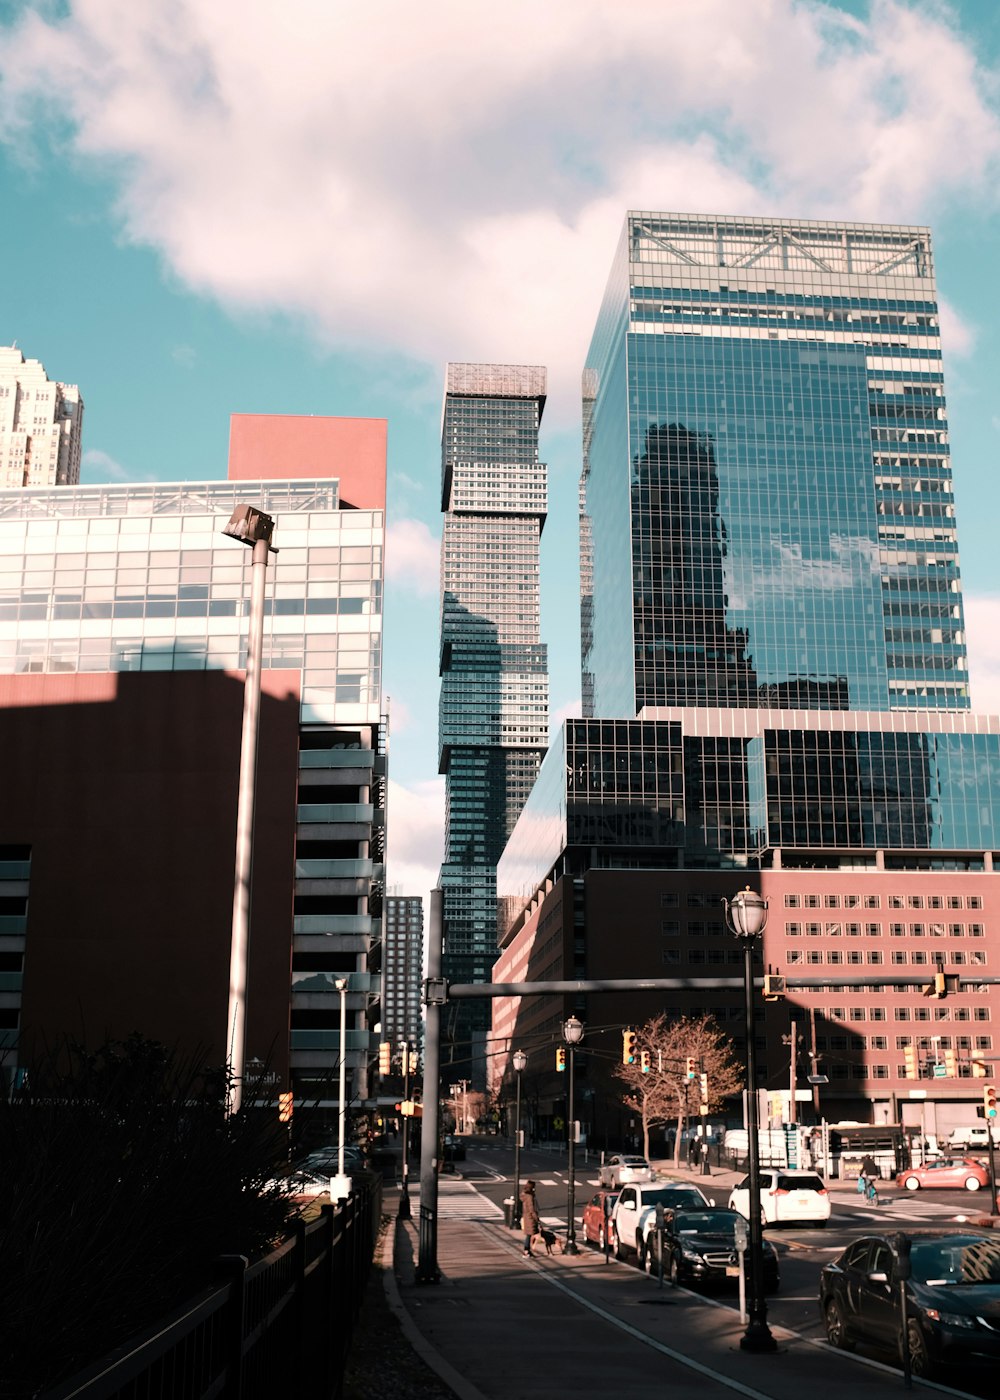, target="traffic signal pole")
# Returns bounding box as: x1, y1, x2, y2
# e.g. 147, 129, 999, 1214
416, 889, 443, 1282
